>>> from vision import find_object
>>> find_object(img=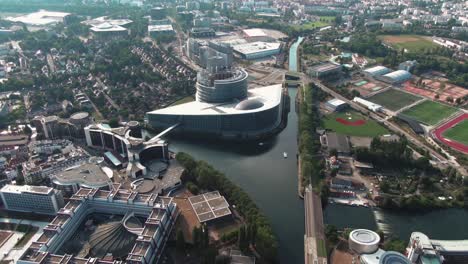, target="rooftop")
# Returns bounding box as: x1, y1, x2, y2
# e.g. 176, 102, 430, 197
242, 28, 267, 37
91, 23, 128, 32
309, 63, 341, 73
1, 184, 53, 195
147, 84, 282, 116
148, 24, 174, 32
6, 10, 70, 26
82, 16, 133, 27
52, 159, 112, 188
232, 41, 281, 55
327, 98, 347, 107
188, 191, 231, 223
